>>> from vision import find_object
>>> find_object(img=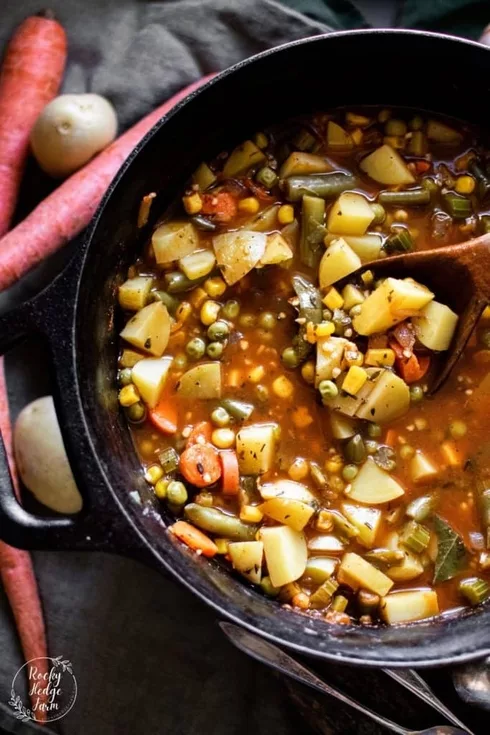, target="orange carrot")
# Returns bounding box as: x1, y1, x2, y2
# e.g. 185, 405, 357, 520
180, 443, 221, 487
0, 12, 67, 236
186, 420, 212, 447
398, 353, 430, 384
0, 73, 215, 291
384, 428, 398, 447
220, 451, 240, 495
148, 399, 178, 434
415, 160, 431, 174
0, 358, 48, 719
201, 192, 238, 222
169, 520, 218, 557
